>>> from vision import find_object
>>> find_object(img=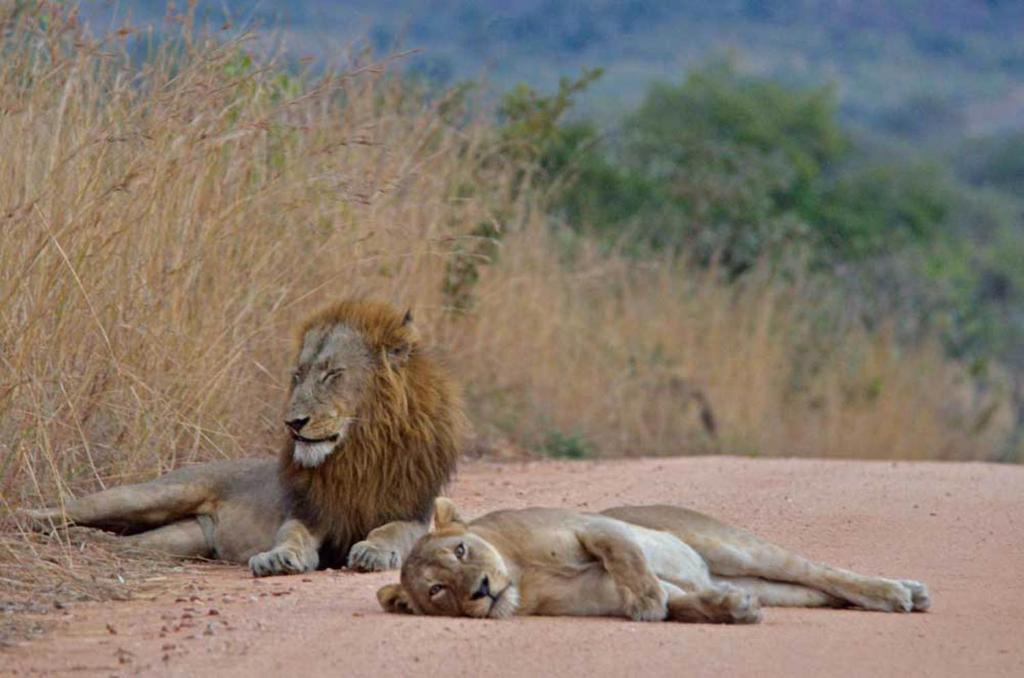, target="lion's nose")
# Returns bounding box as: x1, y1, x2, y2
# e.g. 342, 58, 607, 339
286, 416, 310, 433
471, 576, 491, 601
